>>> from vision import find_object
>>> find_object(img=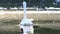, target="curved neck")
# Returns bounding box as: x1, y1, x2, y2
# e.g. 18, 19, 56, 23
23, 1, 27, 19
